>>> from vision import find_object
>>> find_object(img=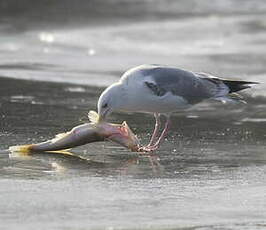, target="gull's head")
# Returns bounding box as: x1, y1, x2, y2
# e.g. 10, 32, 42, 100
97, 83, 125, 121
